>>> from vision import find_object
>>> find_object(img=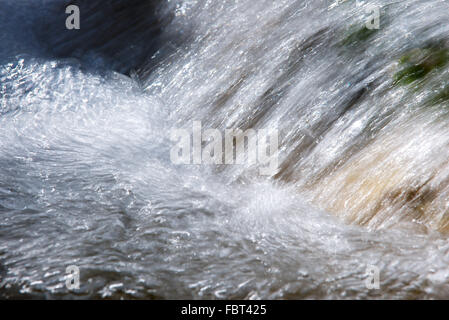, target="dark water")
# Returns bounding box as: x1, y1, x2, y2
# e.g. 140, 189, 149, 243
2, 0, 449, 299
